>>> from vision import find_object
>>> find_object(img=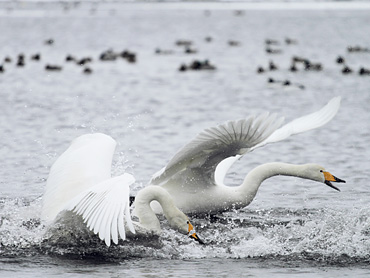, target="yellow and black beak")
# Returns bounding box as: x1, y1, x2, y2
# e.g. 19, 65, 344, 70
188, 222, 205, 245
189, 232, 205, 245
323, 171, 346, 191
